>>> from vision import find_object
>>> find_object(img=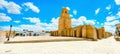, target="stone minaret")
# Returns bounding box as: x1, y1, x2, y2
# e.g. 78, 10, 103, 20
58, 8, 71, 35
